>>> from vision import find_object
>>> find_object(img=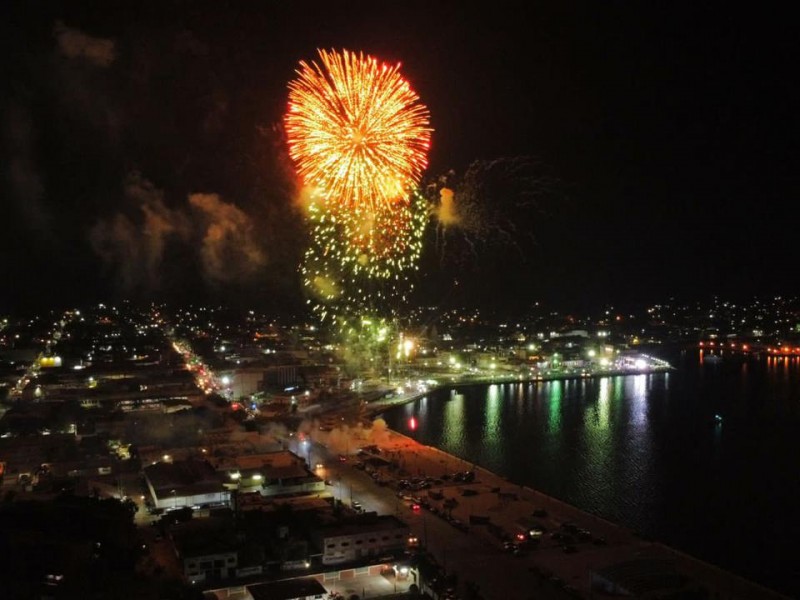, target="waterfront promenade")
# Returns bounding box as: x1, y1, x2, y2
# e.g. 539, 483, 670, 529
347, 424, 787, 600
352, 382, 786, 600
